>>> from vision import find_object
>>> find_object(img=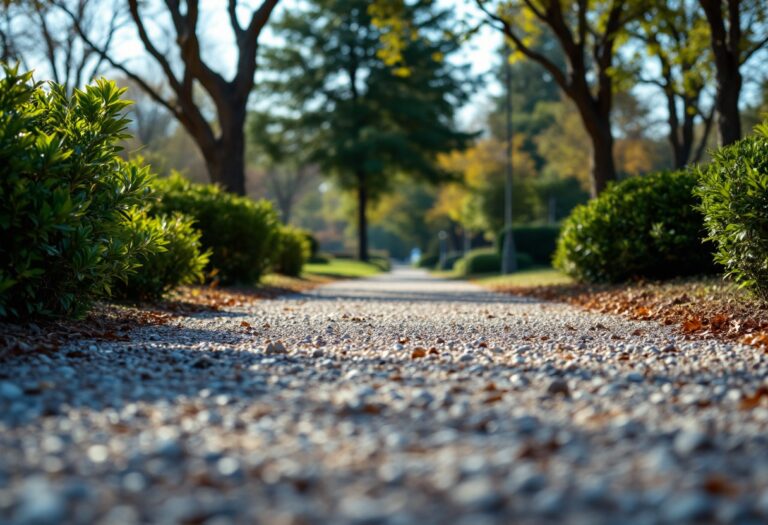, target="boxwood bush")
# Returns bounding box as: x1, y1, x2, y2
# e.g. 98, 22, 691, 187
416, 253, 439, 269
454, 248, 533, 276
496, 225, 560, 266
113, 212, 210, 300
273, 225, 311, 277
554, 170, 716, 283
696, 122, 768, 299
0, 65, 160, 318
151, 173, 281, 284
